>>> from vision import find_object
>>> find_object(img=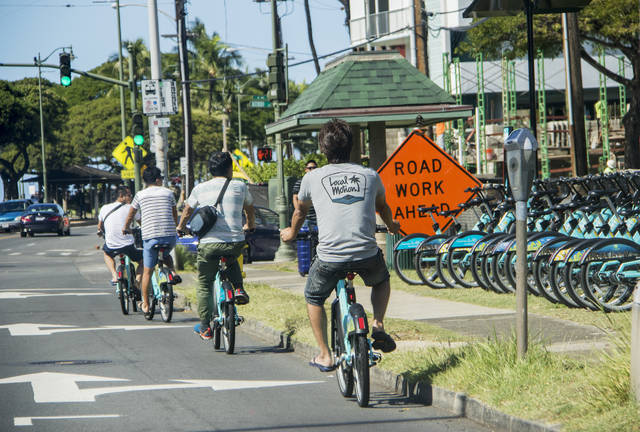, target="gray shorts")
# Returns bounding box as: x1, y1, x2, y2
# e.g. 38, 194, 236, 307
304, 249, 390, 306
